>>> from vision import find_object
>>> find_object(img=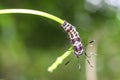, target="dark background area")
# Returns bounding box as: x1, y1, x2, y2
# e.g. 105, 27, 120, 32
0, 0, 120, 80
